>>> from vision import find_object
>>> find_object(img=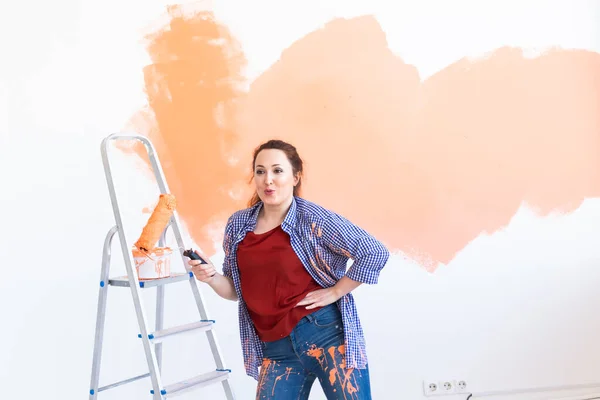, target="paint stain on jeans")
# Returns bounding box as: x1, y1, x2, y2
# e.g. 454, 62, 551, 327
257, 358, 300, 398
308, 343, 362, 398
